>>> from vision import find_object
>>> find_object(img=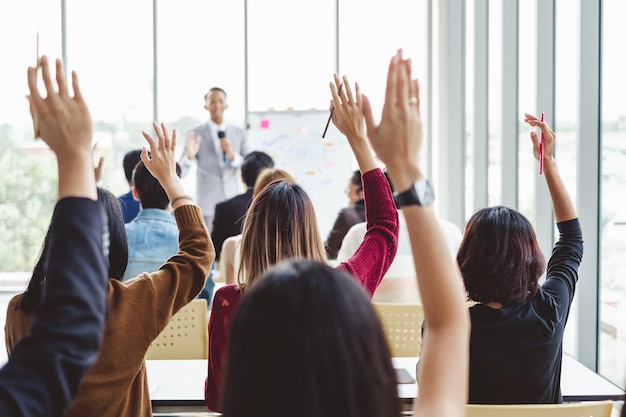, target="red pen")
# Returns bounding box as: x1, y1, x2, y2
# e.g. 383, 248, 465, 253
539, 112, 545, 175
